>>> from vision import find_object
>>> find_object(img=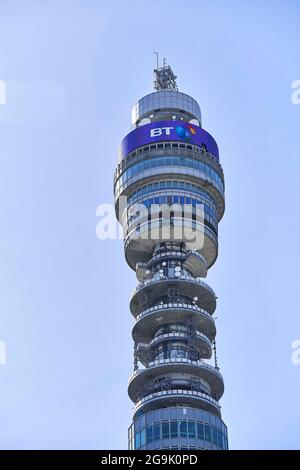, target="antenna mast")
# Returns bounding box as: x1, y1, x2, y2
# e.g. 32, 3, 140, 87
153, 55, 178, 91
